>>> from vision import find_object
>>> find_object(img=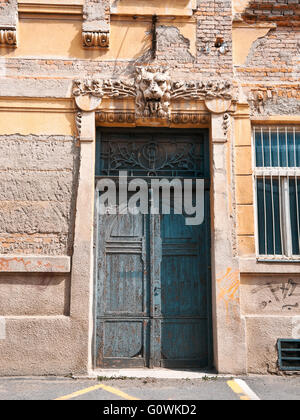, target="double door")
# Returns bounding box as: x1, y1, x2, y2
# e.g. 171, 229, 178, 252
95, 200, 211, 368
